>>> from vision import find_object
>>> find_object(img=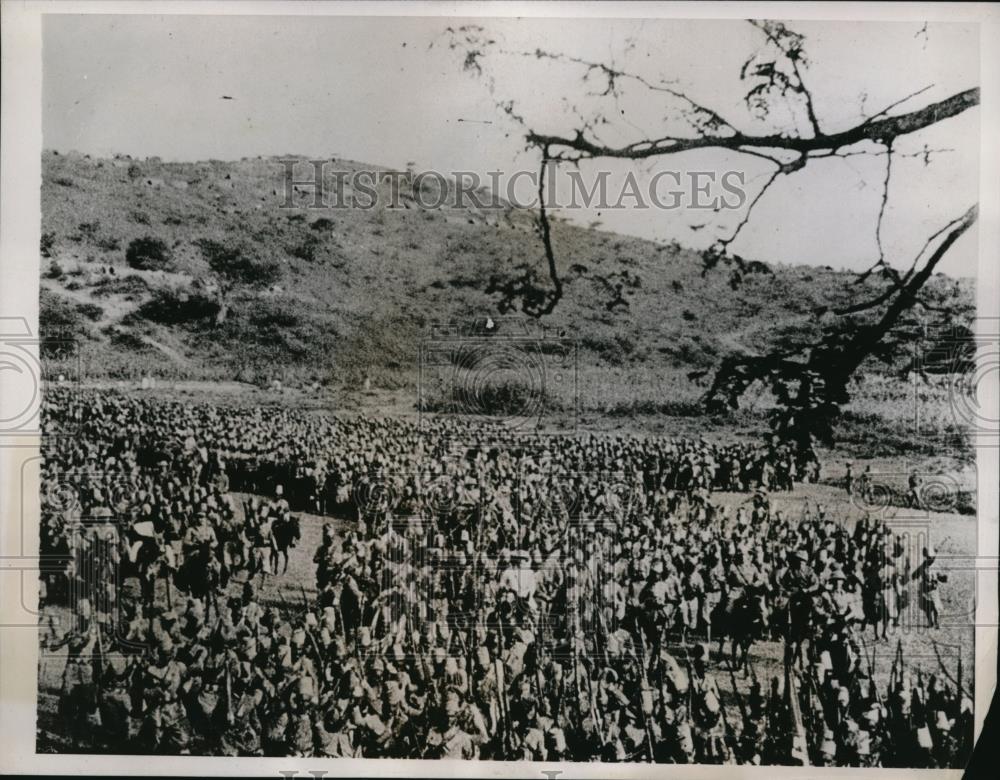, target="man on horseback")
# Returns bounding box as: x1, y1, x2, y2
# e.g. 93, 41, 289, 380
182, 509, 219, 556
779, 547, 822, 668
715, 548, 770, 673
270, 509, 301, 575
